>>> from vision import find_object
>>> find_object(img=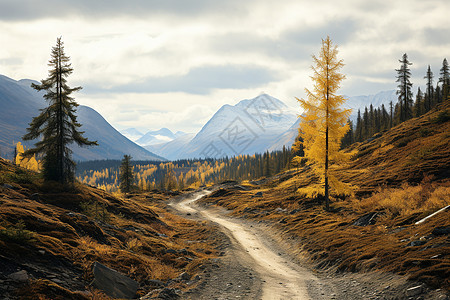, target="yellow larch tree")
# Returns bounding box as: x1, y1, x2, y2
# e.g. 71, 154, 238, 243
15, 142, 40, 172
295, 36, 354, 210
